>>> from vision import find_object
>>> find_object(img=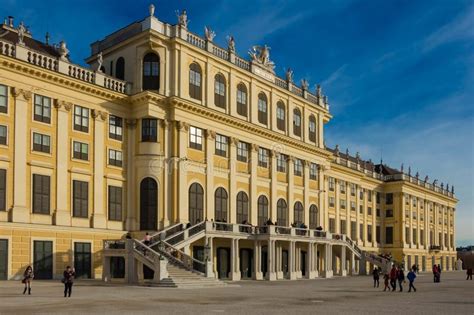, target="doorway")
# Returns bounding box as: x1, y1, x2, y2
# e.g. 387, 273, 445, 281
0, 239, 7, 280
282, 249, 289, 276
240, 248, 253, 279
33, 241, 53, 279
301, 251, 307, 277
74, 242, 91, 279
217, 247, 230, 279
